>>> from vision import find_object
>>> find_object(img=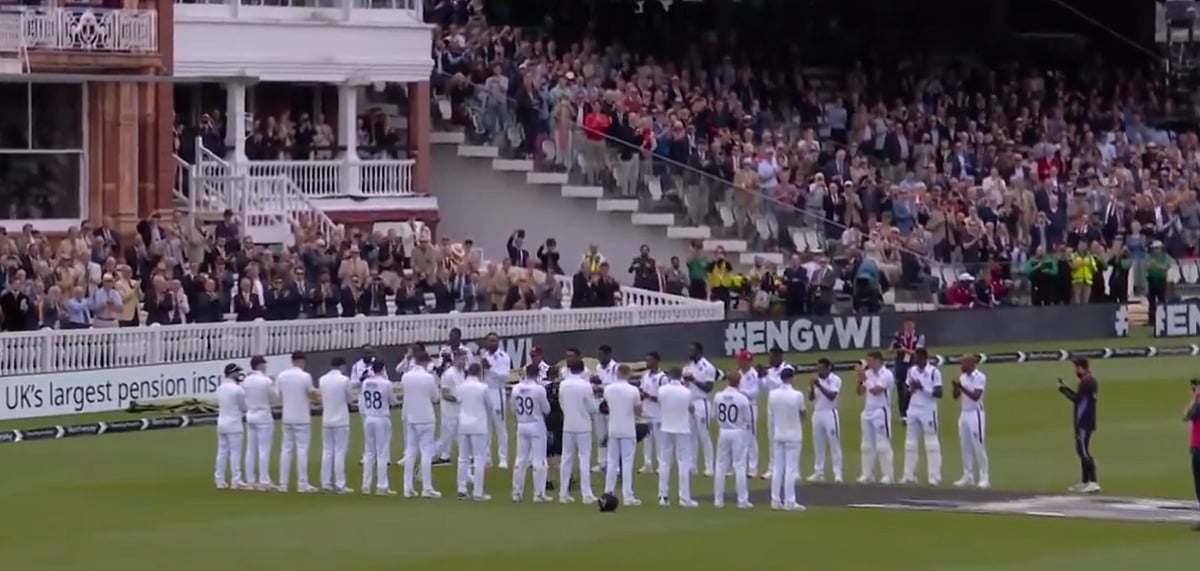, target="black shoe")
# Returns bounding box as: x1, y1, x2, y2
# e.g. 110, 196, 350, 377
545, 480, 556, 491
457, 492, 469, 500
432, 458, 451, 466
